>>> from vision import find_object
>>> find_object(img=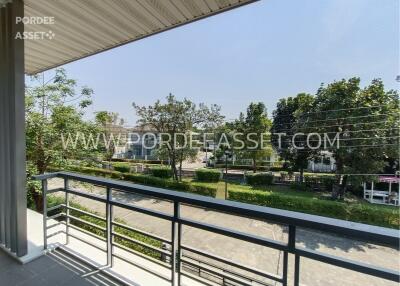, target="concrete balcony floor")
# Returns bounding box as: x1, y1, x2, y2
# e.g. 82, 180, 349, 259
0, 210, 207, 286
0, 248, 124, 286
